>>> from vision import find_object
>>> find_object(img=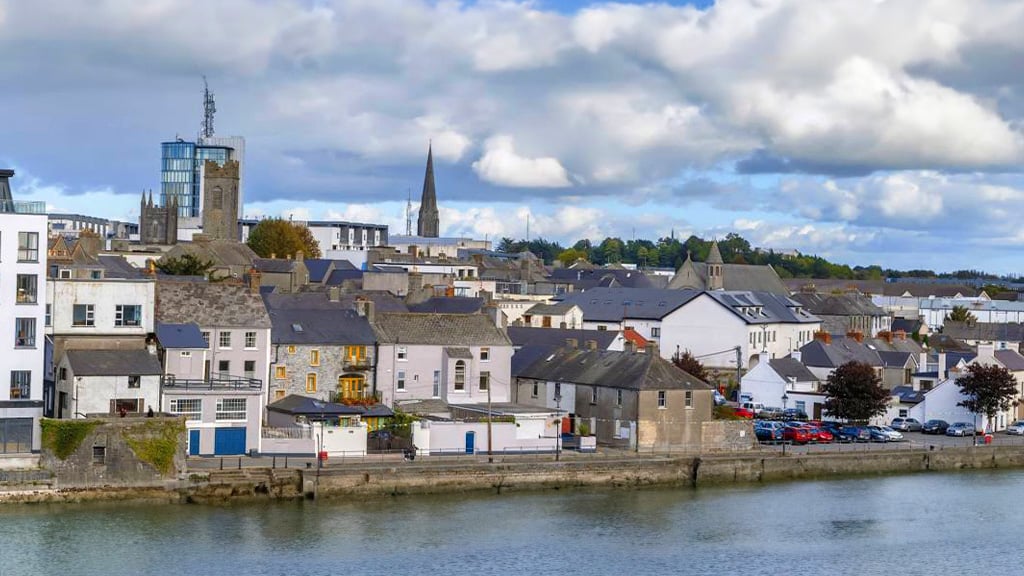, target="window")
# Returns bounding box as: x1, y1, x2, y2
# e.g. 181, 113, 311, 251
454, 361, 465, 391
531, 382, 539, 398
617, 389, 623, 406
287, 345, 296, 354
590, 387, 598, 404
397, 346, 408, 361
92, 446, 106, 465
305, 373, 317, 393
113, 399, 139, 414
59, 367, 67, 381
218, 360, 230, 374
274, 389, 286, 400
274, 366, 286, 379
14, 318, 35, 348
244, 361, 255, 378
899, 409, 909, 418
169, 398, 201, 421
180, 351, 192, 358
58, 269, 72, 279
657, 390, 667, 408
45, 304, 51, 327
218, 331, 231, 349
15, 274, 37, 304
72, 304, 95, 327
397, 370, 406, 391
346, 345, 367, 362
215, 398, 246, 421
244, 331, 256, 349
685, 391, 693, 408
201, 331, 210, 346
17, 232, 39, 262
10, 371, 31, 399
339, 375, 365, 399
0, 418, 33, 454
795, 400, 805, 413
597, 325, 607, 331
310, 349, 320, 366
433, 370, 441, 397
480, 347, 490, 362
651, 327, 661, 338
479, 371, 490, 391
128, 375, 141, 389
115, 305, 142, 327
